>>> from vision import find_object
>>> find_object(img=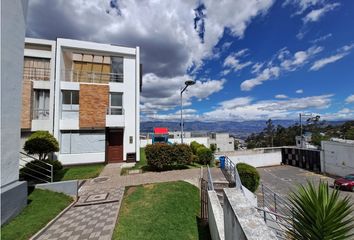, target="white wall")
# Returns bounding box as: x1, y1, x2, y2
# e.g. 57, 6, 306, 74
208, 191, 224, 240
321, 141, 354, 177
1, 0, 27, 187
227, 151, 282, 168
59, 152, 105, 165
